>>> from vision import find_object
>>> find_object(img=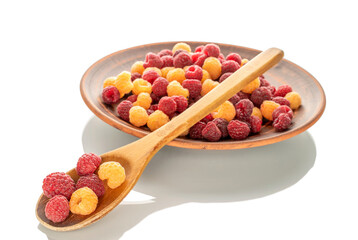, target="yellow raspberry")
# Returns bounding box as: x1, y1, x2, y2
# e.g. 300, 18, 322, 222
241, 77, 260, 94
133, 92, 152, 109
212, 101, 236, 122
161, 67, 175, 78
285, 92, 301, 110
114, 71, 133, 98
147, 110, 170, 131
129, 106, 148, 127
166, 68, 186, 84
167, 80, 189, 98
98, 161, 126, 189
260, 100, 280, 121
143, 67, 162, 77
132, 78, 152, 95
201, 69, 211, 83
251, 107, 263, 120
241, 58, 249, 66
130, 61, 145, 75
172, 42, 191, 53
201, 79, 219, 96
103, 76, 116, 89
202, 57, 222, 80
69, 187, 98, 215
